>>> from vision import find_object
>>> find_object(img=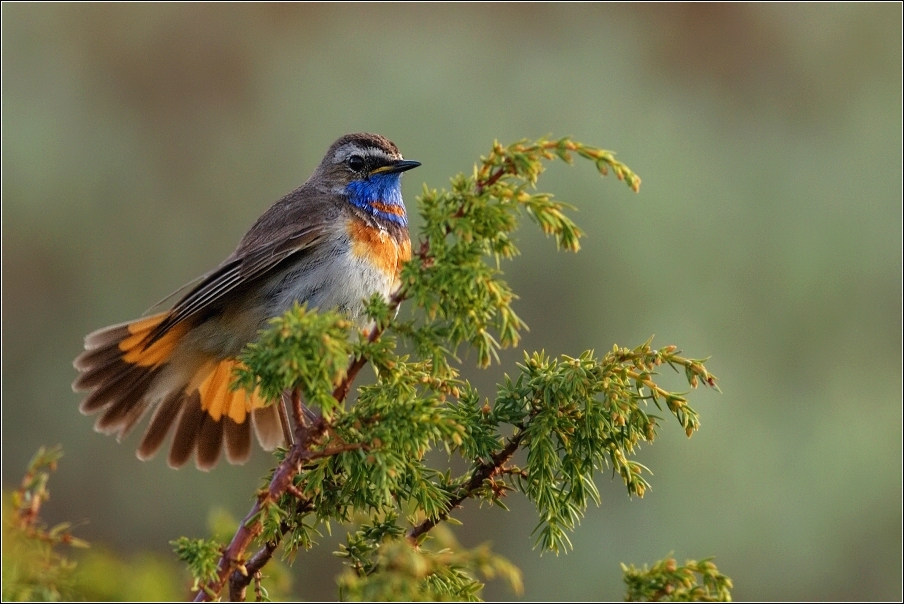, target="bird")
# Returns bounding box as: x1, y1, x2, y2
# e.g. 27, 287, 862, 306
73, 133, 420, 471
